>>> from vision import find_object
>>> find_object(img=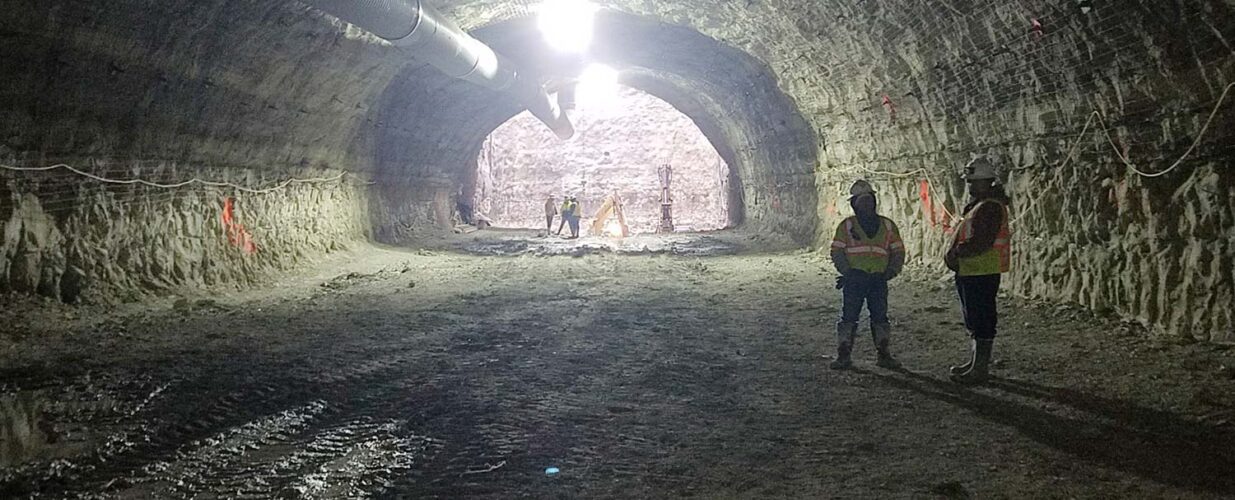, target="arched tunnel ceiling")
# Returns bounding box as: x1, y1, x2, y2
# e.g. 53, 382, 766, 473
374, 10, 820, 240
